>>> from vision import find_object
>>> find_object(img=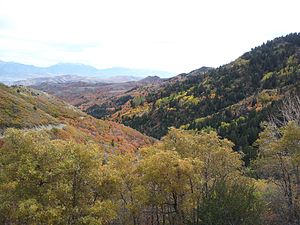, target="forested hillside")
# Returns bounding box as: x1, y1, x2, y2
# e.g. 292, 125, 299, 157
112, 33, 300, 164
1, 98, 299, 224
0, 33, 300, 224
